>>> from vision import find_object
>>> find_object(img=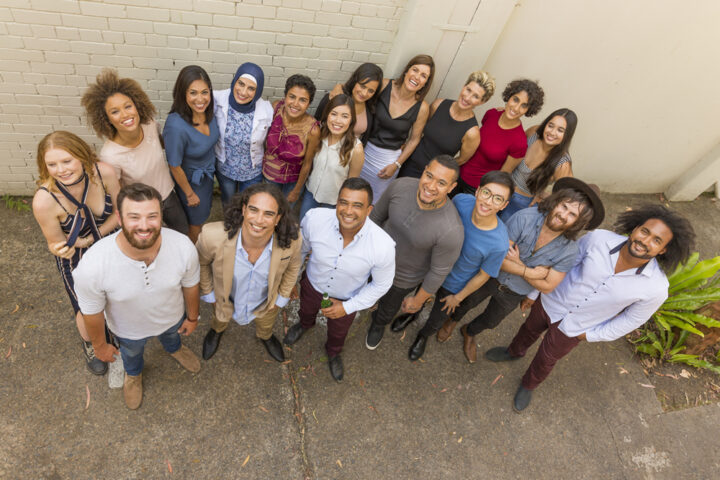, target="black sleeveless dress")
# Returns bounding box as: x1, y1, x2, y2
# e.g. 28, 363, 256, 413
399, 99, 478, 178
39, 165, 113, 314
